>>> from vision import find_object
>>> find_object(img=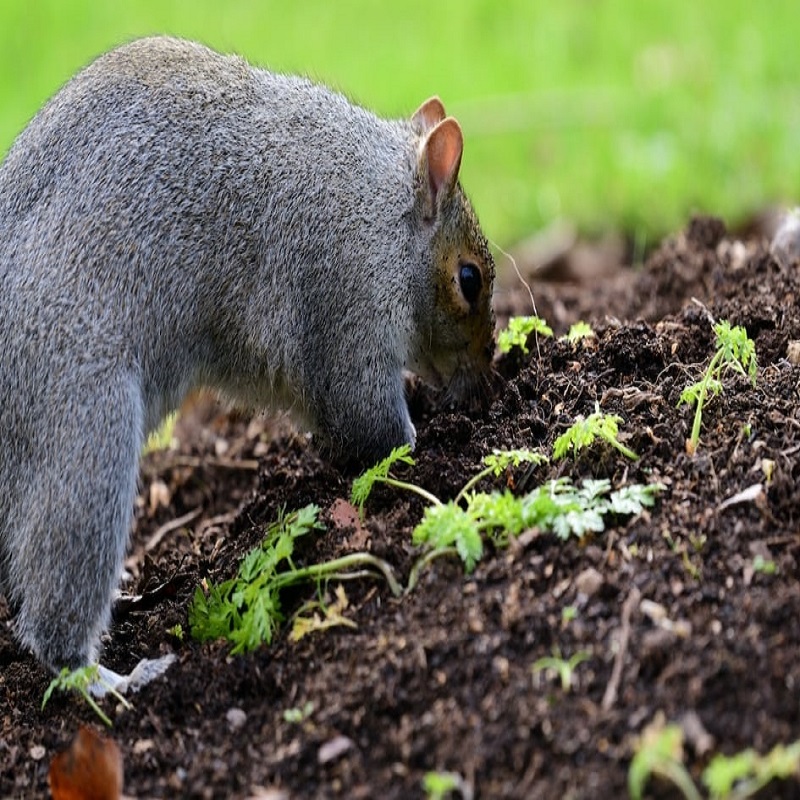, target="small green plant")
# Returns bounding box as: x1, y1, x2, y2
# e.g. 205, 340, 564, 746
751, 554, 777, 575
283, 700, 315, 724
561, 605, 578, 623
351, 444, 436, 515
42, 665, 131, 728
553, 403, 638, 460
167, 623, 184, 640
563, 321, 596, 343
629, 722, 701, 800
531, 649, 591, 692
353, 447, 661, 587
497, 315, 553, 354
422, 771, 466, 800
702, 739, 800, 799
190, 505, 401, 653
142, 410, 178, 455
630, 716, 800, 800
679, 320, 758, 454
